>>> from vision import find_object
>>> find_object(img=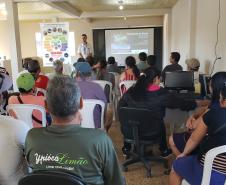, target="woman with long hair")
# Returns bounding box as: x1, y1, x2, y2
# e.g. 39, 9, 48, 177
120, 56, 140, 81
119, 67, 197, 157
169, 72, 226, 185
169, 72, 226, 157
